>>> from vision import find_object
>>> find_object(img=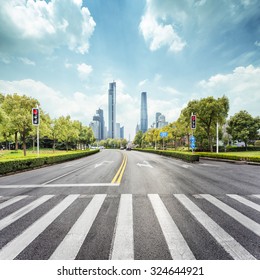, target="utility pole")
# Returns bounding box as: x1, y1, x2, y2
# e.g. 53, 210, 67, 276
216, 121, 219, 153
